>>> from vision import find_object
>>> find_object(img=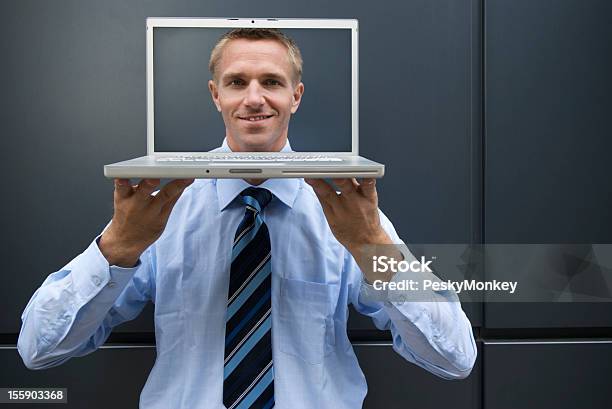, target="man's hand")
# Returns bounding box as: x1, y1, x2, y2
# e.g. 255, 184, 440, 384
305, 178, 396, 281
99, 178, 194, 267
